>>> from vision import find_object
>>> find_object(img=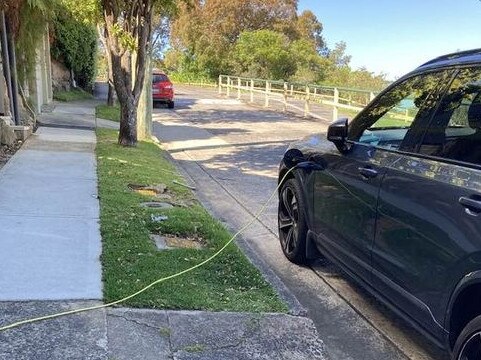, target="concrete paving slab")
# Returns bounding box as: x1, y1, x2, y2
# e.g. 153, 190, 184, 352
38, 113, 96, 129
96, 118, 119, 129
34, 127, 96, 143
0, 215, 102, 300
53, 103, 96, 116
0, 301, 107, 360
107, 308, 327, 360
0, 150, 96, 180
169, 311, 327, 360
107, 308, 171, 360
0, 174, 98, 218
